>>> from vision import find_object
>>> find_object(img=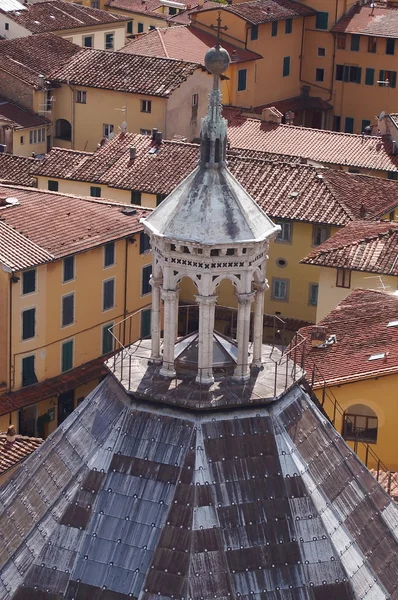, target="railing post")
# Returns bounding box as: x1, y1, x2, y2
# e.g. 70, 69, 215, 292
388, 471, 392, 495
128, 354, 132, 390
377, 460, 381, 481
321, 384, 326, 407
274, 362, 278, 397
365, 445, 369, 468
332, 400, 337, 426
